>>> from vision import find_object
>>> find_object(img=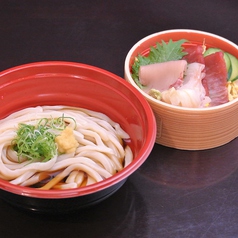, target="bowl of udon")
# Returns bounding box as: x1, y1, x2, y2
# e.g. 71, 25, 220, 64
0, 61, 156, 213
124, 29, 238, 150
